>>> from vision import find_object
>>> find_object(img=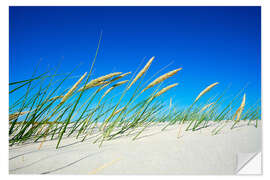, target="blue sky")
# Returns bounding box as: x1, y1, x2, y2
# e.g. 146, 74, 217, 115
9, 6, 261, 108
